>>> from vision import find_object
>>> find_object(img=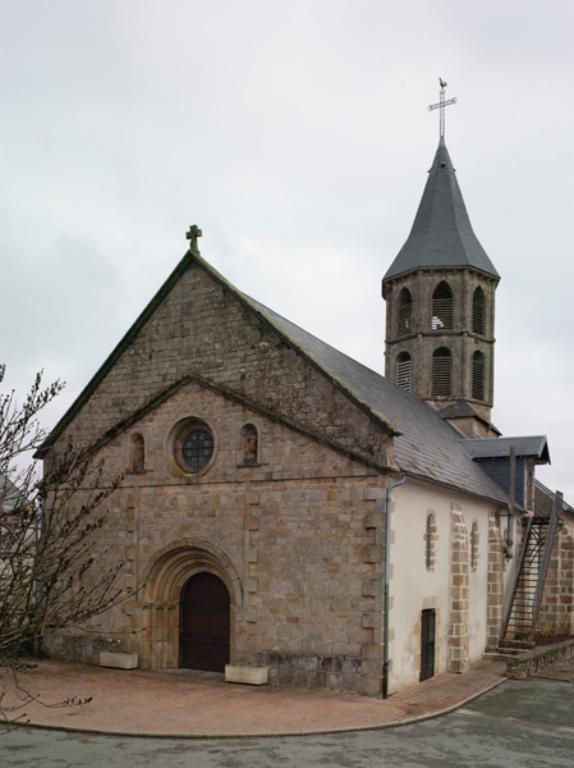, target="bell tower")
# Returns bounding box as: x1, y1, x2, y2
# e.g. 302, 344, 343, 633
383, 82, 500, 435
